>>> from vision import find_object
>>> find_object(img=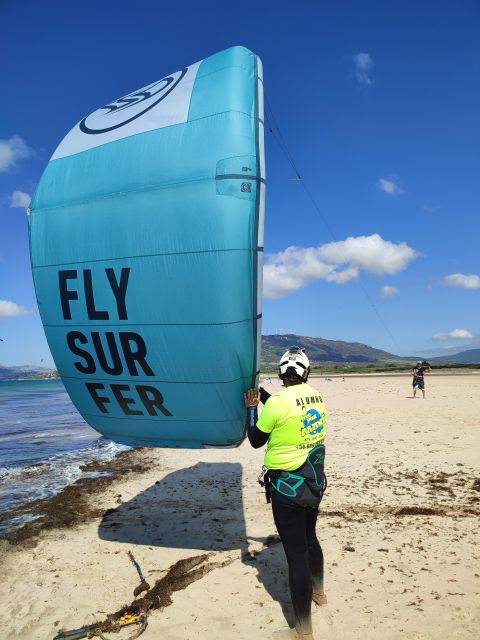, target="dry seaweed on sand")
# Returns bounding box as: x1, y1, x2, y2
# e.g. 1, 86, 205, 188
1, 449, 152, 546
68, 554, 231, 639
394, 506, 445, 516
